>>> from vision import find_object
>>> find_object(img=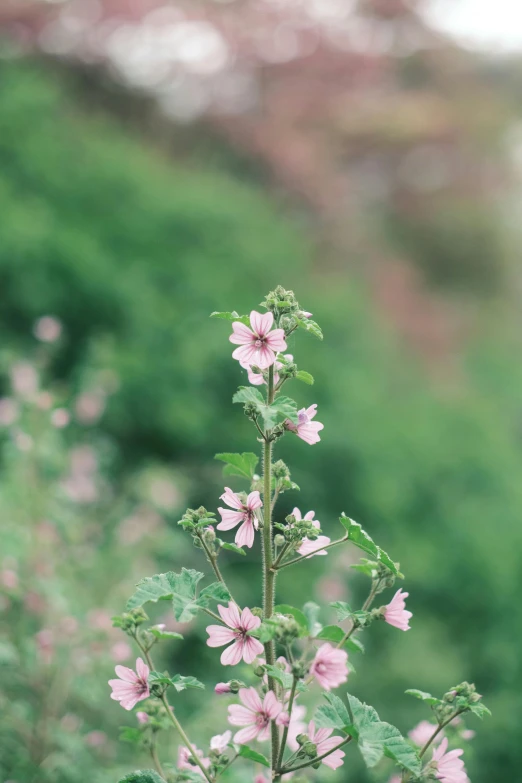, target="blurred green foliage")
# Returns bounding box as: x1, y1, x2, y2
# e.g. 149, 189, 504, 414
0, 60, 521, 783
